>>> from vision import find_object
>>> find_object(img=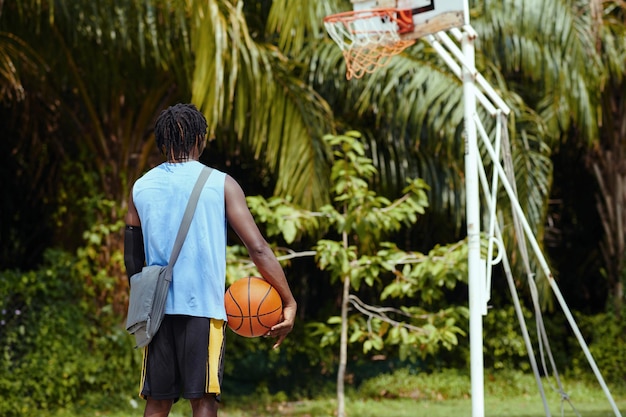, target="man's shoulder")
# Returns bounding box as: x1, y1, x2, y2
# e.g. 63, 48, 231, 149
131, 165, 166, 193
136, 163, 169, 179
